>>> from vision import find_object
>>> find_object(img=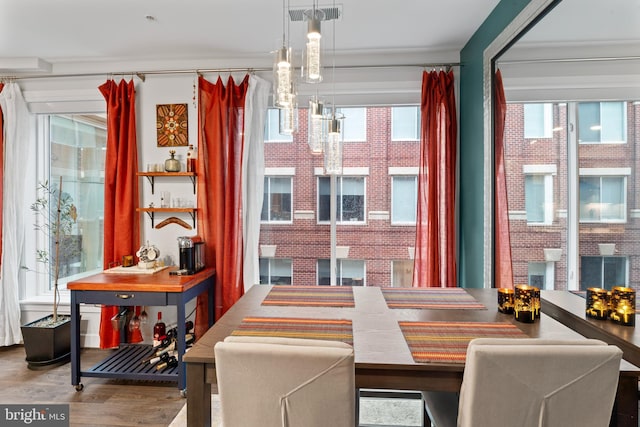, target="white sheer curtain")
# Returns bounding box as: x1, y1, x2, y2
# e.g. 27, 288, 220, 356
242, 75, 270, 290
0, 82, 35, 346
